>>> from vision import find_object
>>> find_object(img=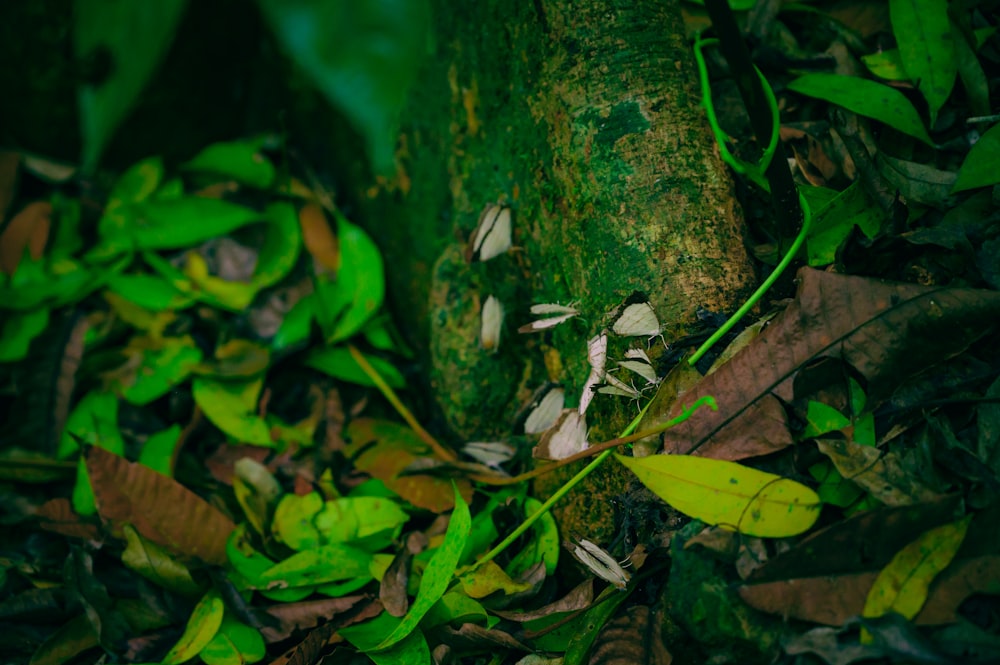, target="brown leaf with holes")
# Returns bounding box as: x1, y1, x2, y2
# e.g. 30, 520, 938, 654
1, 201, 51, 276
589, 605, 672, 665
661, 267, 1000, 460
85, 446, 234, 565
